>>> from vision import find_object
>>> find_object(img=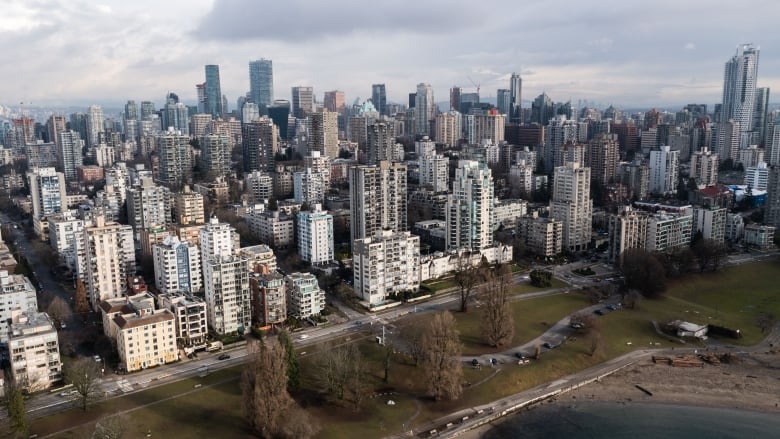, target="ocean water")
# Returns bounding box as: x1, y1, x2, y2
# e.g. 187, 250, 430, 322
481, 402, 780, 438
